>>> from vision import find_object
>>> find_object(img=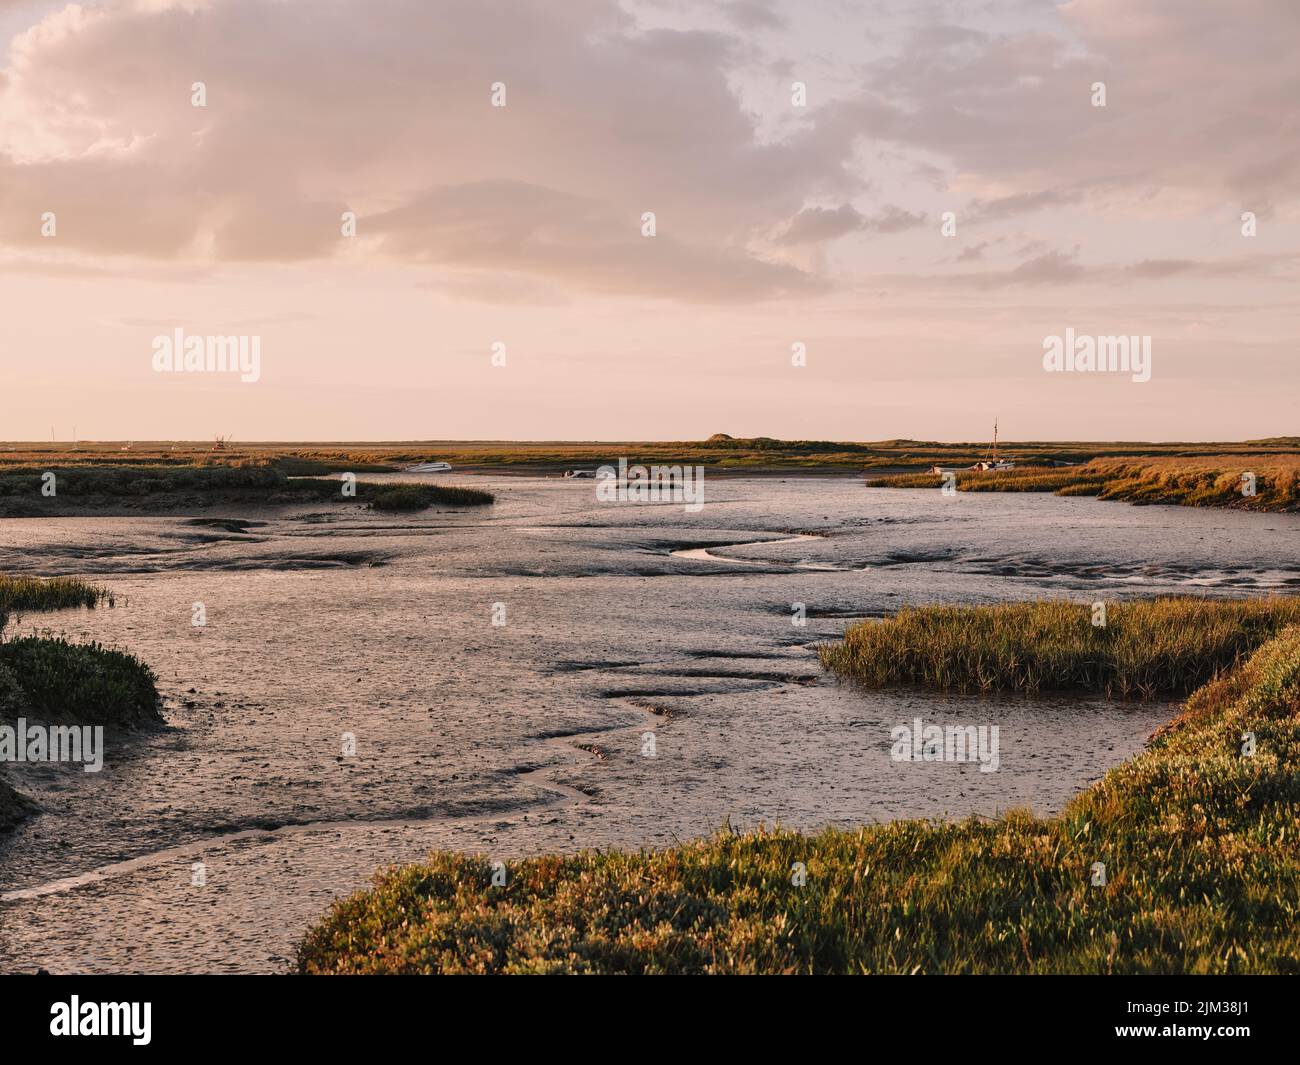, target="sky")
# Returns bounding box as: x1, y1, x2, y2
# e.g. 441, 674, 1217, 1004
0, 0, 1296, 442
